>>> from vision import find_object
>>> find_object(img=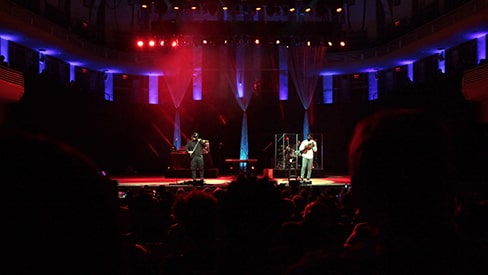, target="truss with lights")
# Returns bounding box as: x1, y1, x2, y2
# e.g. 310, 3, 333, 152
134, 33, 348, 50
132, 0, 348, 50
